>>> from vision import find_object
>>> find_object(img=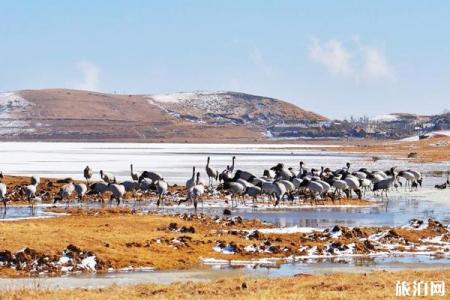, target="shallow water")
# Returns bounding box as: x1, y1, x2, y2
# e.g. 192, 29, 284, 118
2, 176, 450, 228
0, 255, 448, 290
